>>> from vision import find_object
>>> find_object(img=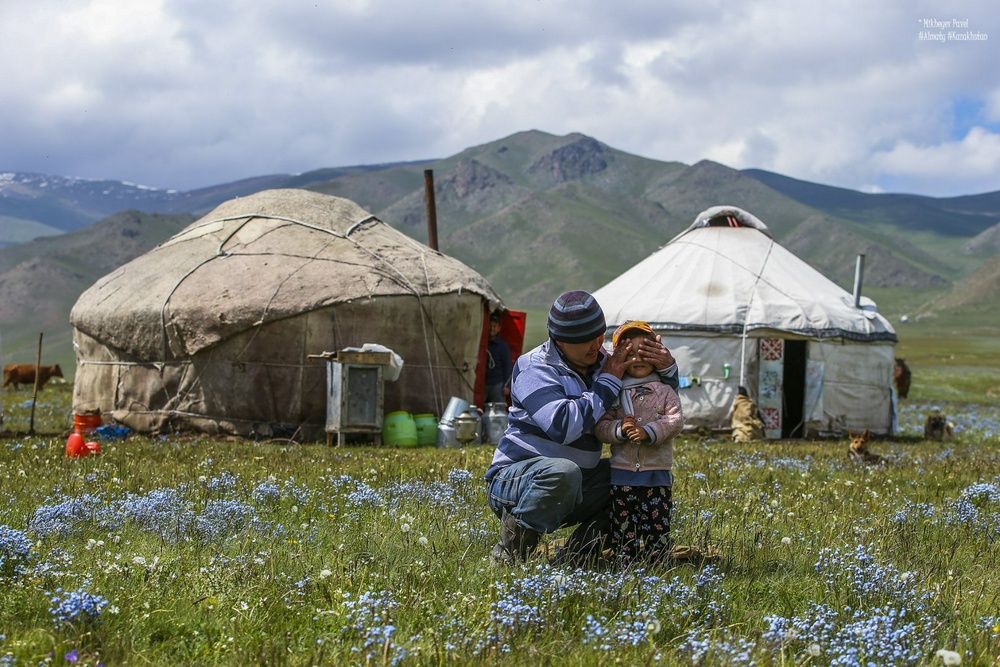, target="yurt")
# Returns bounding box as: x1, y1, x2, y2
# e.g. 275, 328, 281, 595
70, 189, 503, 439
593, 206, 898, 438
